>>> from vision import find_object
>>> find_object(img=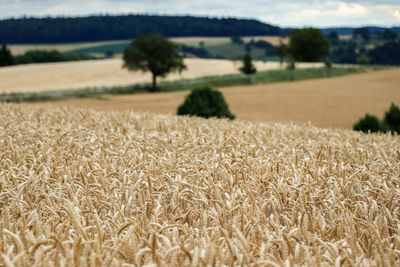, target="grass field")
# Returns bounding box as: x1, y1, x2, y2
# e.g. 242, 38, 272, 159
1, 104, 399, 266
34, 68, 400, 129
0, 58, 323, 94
